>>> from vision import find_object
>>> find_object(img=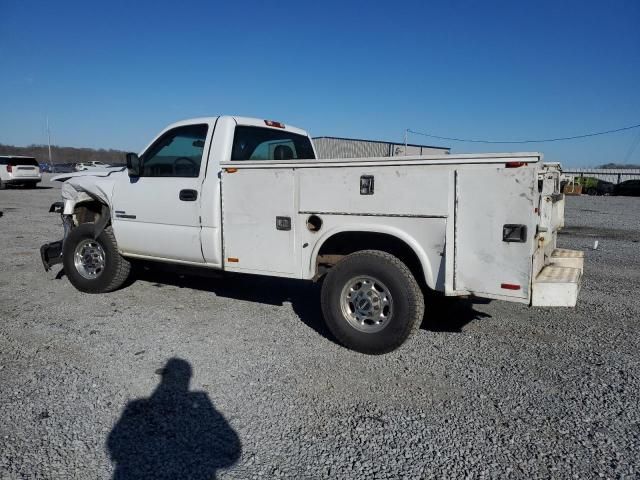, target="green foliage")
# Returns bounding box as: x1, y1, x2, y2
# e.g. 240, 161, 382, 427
575, 176, 598, 188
